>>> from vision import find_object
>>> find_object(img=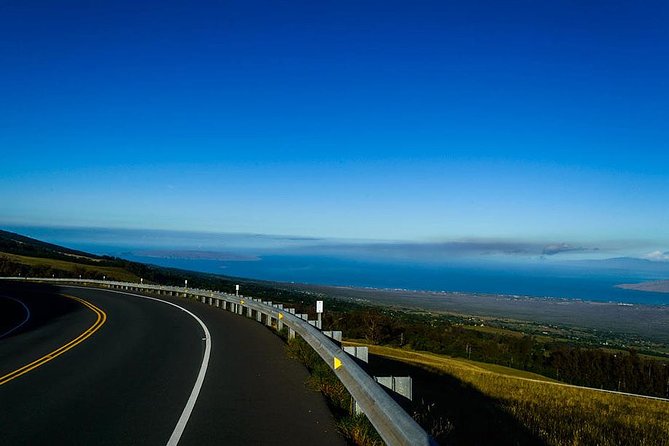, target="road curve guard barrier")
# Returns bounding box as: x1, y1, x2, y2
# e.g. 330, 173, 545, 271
1, 277, 436, 445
